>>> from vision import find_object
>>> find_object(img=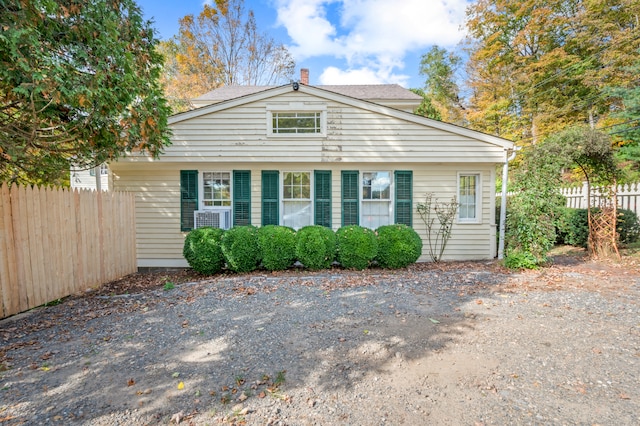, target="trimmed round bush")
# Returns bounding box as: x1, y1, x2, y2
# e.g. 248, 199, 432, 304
336, 225, 378, 270
295, 225, 336, 270
182, 227, 225, 274
376, 224, 422, 269
220, 225, 261, 273
257, 225, 297, 271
